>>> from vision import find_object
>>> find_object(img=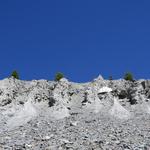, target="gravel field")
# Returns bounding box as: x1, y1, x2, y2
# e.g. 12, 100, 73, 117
0, 76, 150, 150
